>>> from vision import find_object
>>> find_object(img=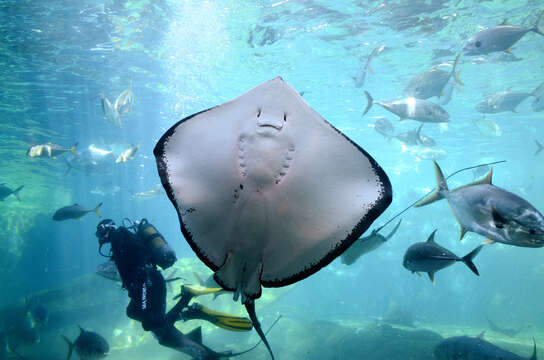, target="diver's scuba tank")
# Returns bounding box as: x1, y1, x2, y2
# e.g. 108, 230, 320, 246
137, 219, 177, 269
